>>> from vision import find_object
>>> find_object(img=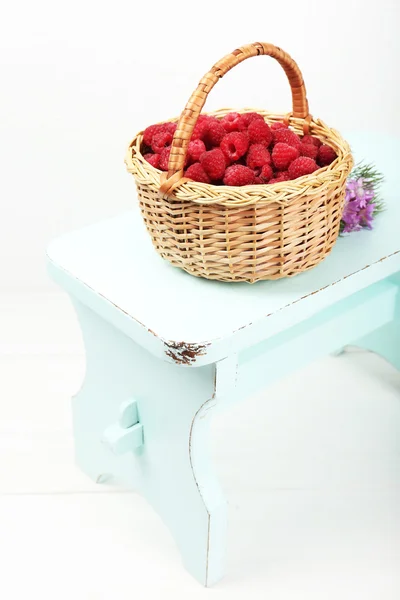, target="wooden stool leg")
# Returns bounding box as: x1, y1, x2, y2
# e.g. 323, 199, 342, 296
351, 274, 400, 370
137, 394, 227, 586
352, 319, 400, 371
71, 299, 123, 484
69, 298, 227, 586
